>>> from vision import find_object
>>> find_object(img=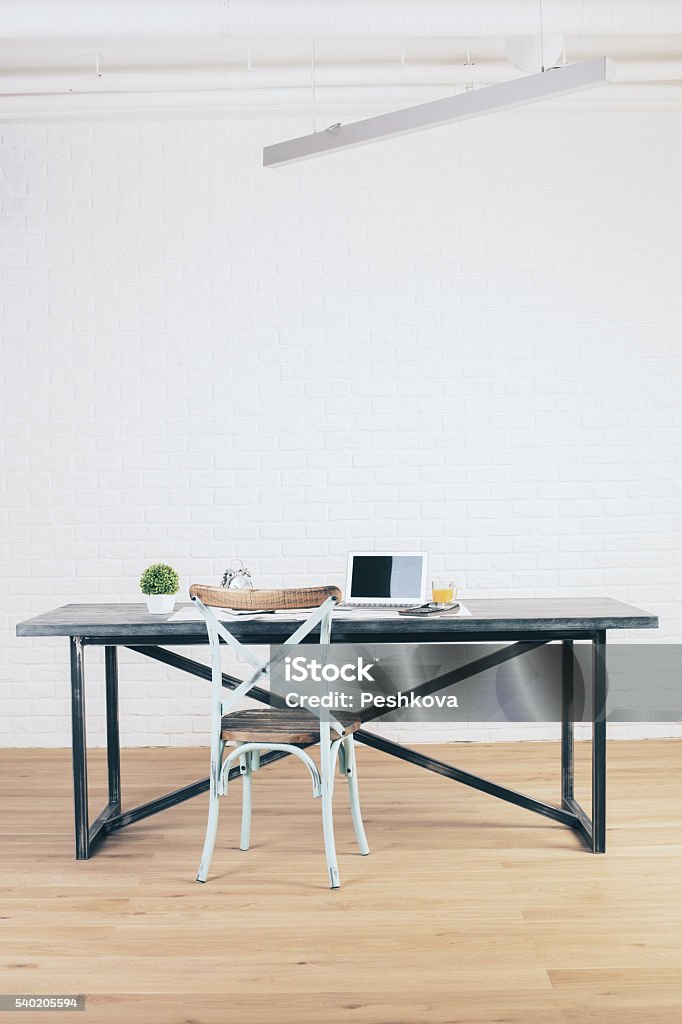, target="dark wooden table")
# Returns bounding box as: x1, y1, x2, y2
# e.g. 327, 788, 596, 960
16, 597, 657, 860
